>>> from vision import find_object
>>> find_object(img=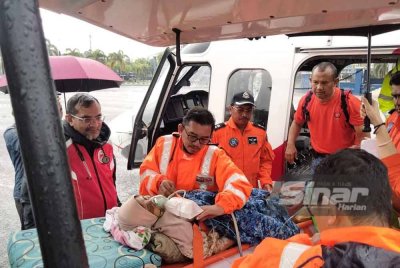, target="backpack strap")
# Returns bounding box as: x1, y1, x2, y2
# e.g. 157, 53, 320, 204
340, 89, 354, 129
302, 90, 313, 122
302, 90, 313, 123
